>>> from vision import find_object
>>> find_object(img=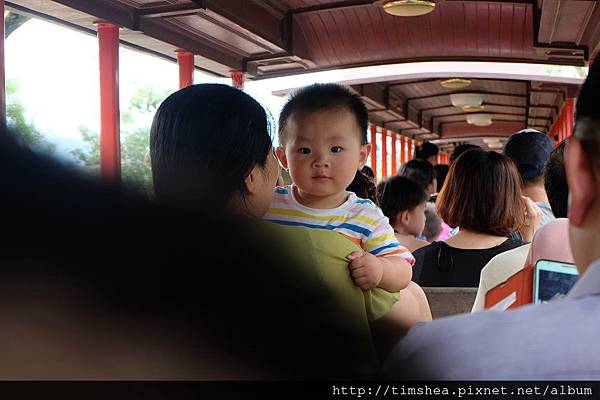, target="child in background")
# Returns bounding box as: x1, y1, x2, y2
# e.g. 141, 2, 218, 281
265, 83, 413, 292
423, 203, 443, 242
377, 176, 430, 252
